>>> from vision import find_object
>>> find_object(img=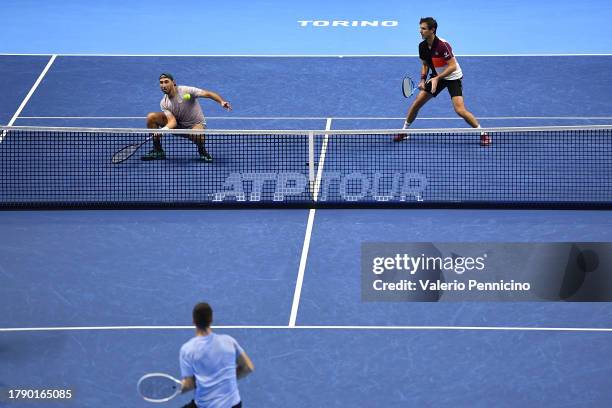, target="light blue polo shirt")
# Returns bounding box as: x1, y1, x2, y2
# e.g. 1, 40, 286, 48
180, 333, 244, 408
